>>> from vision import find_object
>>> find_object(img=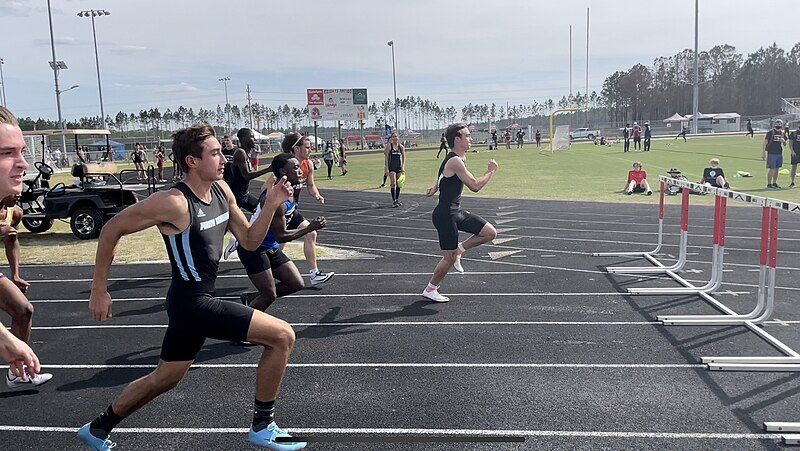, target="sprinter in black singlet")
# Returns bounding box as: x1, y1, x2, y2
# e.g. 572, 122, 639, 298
78, 124, 305, 450
422, 123, 499, 303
